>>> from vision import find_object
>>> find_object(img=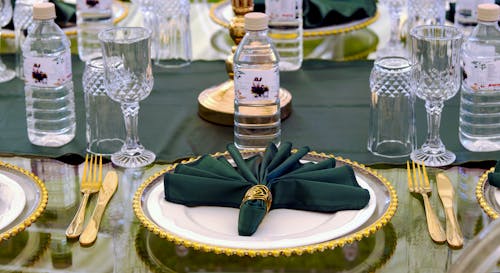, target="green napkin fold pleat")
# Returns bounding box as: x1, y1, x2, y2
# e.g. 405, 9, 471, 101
164, 142, 370, 236
488, 161, 500, 188
253, 0, 377, 29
